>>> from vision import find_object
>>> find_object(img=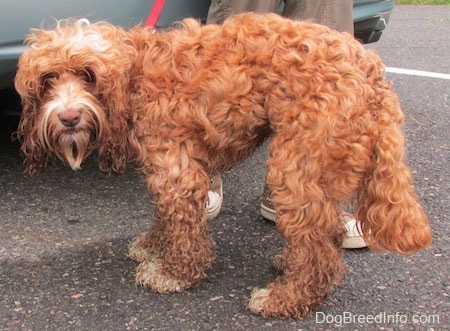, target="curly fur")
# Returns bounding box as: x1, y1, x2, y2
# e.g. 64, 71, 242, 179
15, 13, 432, 319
